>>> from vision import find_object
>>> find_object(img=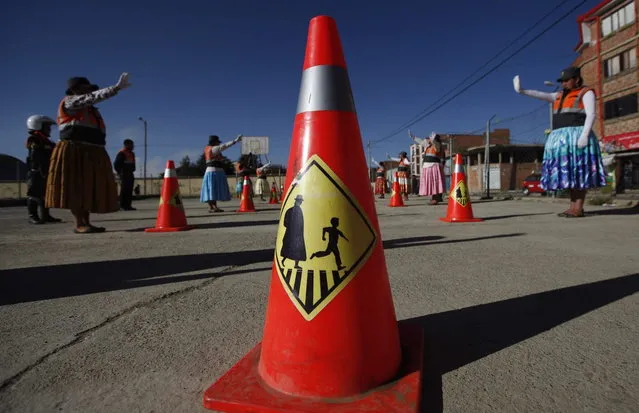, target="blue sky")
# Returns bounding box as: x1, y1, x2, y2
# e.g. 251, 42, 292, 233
1, 0, 598, 176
